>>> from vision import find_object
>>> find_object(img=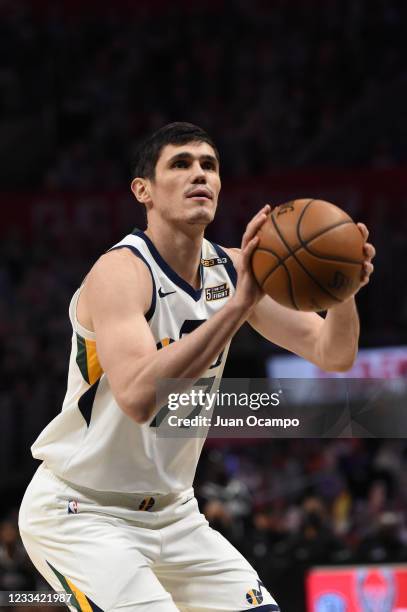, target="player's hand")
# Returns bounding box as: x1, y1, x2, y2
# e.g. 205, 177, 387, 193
233, 205, 271, 310
357, 222, 376, 289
